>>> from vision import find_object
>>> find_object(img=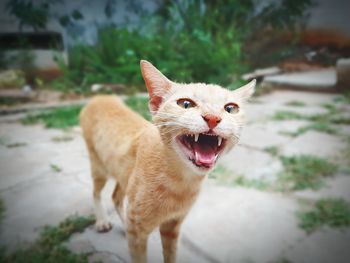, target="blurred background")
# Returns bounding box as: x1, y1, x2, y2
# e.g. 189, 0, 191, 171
0, 0, 349, 263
